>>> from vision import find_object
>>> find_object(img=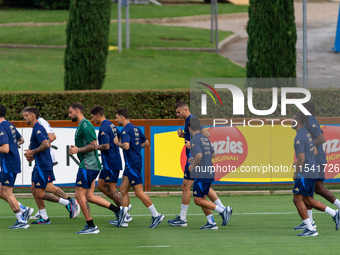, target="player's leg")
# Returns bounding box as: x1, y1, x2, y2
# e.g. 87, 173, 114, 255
208, 187, 232, 225
315, 180, 340, 207
120, 175, 131, 207
207, 188, 225, 207
97, 169, 122, 207
1, 173, 30, 229
30, 168, 45, 220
